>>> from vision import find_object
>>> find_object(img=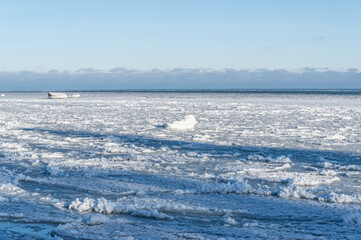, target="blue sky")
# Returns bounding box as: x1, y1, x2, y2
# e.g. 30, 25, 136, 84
0, 1, 360, 90
1, 0, 360, 71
